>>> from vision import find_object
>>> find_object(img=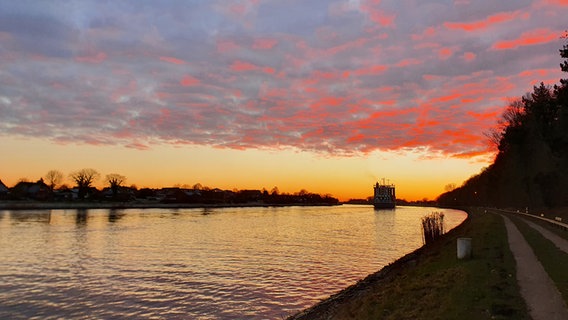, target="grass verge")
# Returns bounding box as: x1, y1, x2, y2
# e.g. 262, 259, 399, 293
291, 208, 528, 320
508, 215, 568, 306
